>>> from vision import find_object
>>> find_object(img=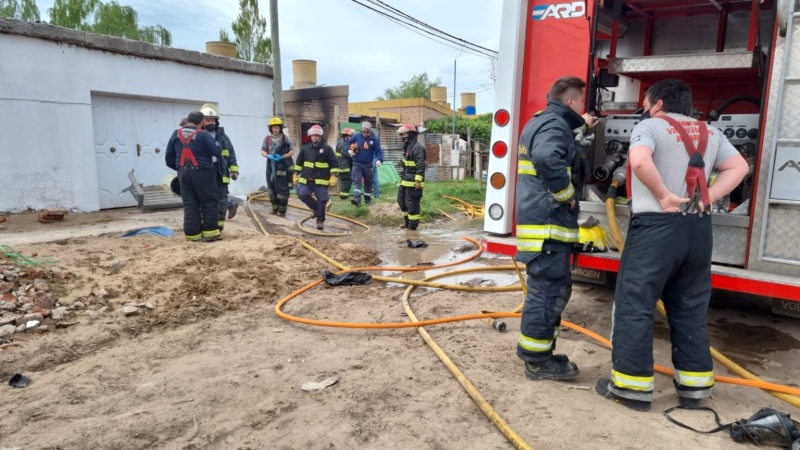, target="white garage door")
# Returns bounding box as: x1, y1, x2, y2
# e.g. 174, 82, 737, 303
92, 95, 201, 209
